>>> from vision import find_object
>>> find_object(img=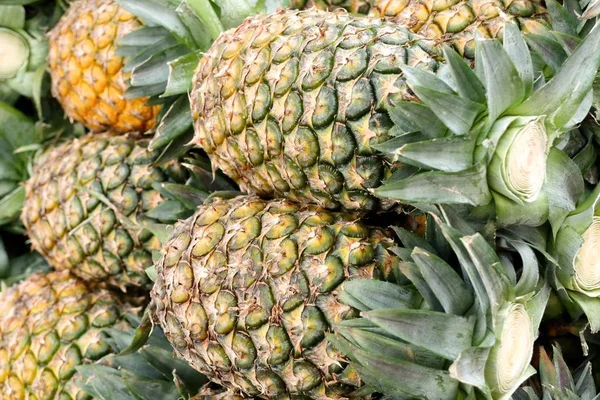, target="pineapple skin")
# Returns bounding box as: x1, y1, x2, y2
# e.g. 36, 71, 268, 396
191, 9, 441, 212
48, 0, 160, 134
369, 0, 549, 58
300, 0, 549, 58
151, 195, 398, 399
0, 271, 137, 399
21, 133, 188, 290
